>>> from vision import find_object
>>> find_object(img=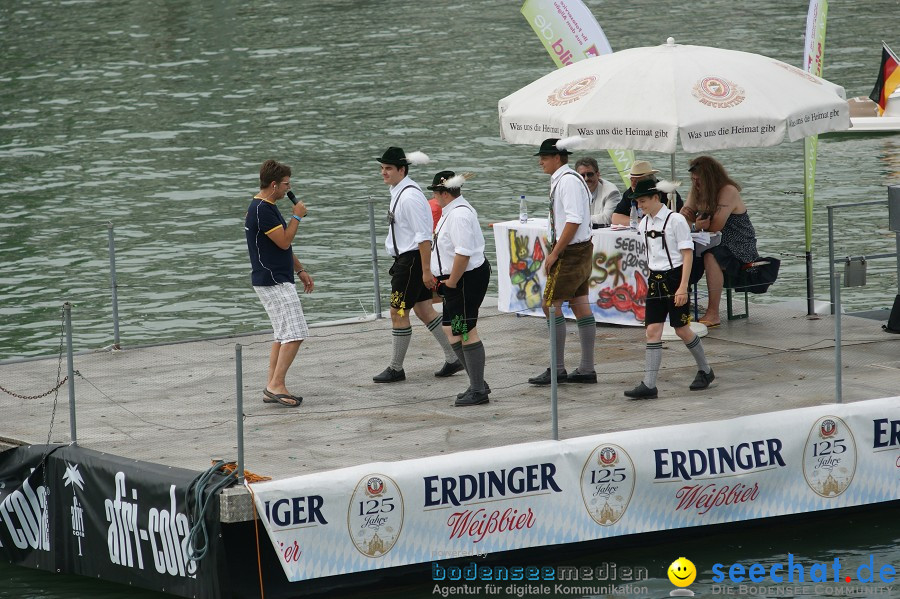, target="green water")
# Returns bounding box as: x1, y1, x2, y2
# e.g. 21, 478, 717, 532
1, 0, 898, 360
1, 0, 899, 597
